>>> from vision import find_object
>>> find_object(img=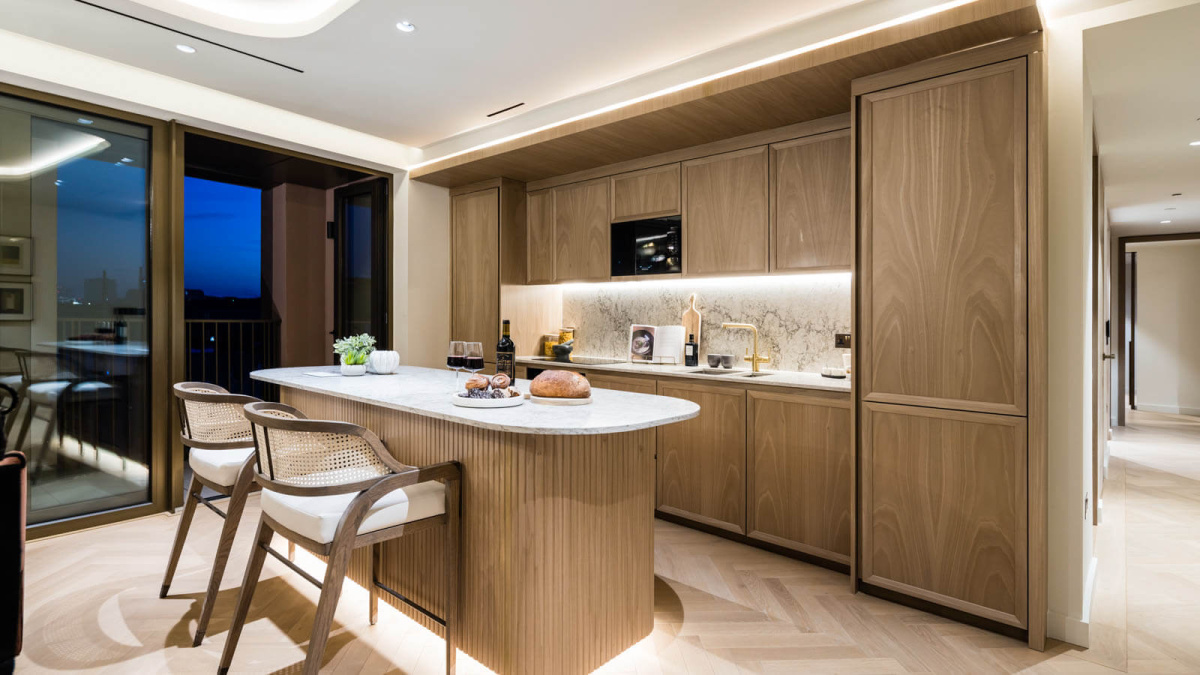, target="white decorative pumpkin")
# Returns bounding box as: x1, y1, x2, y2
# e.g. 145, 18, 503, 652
368, 350, 401, 374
